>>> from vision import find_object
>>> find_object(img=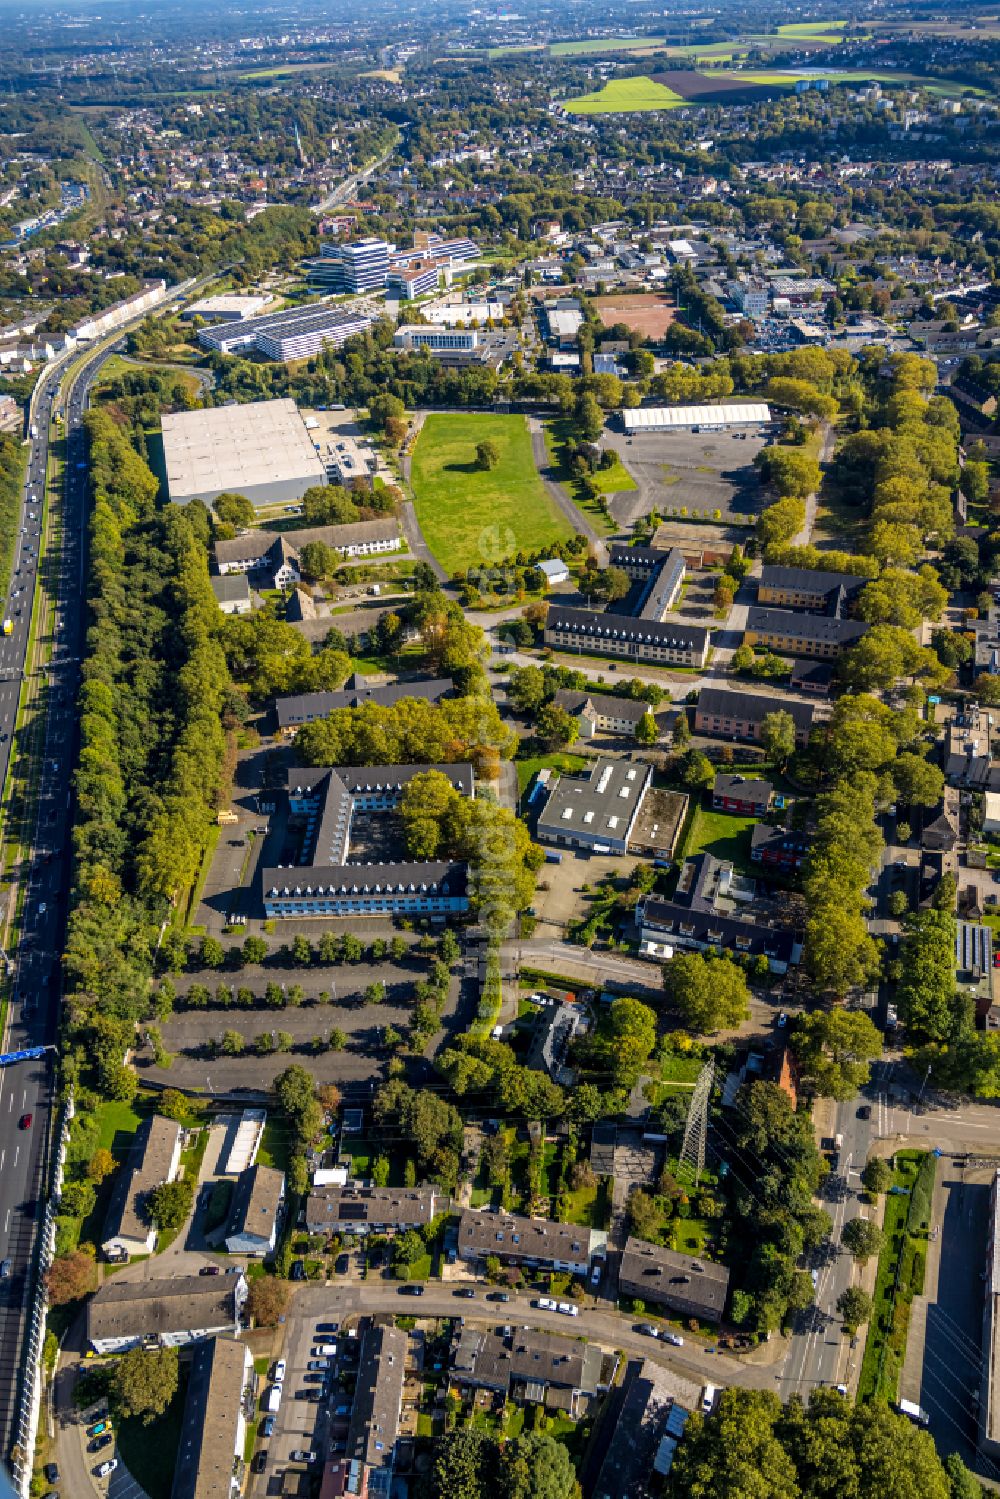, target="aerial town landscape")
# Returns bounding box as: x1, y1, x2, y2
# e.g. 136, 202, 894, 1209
6, 0, 1000, 1495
